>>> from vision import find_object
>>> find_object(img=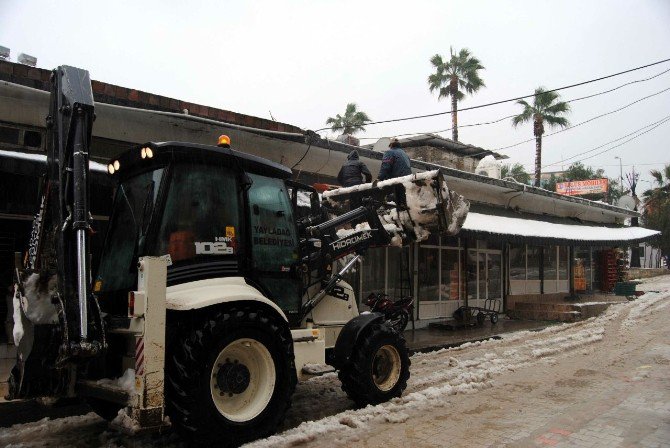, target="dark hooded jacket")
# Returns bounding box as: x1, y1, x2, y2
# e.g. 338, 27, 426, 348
337, 150, 372, 187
